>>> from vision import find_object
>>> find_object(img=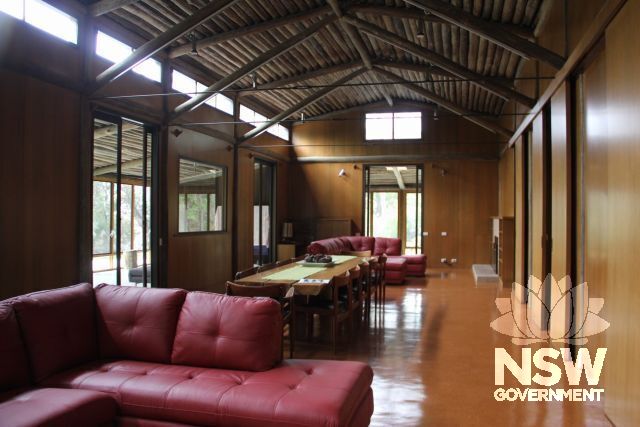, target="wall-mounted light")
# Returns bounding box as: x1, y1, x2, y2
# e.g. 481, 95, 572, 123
251, 72, 257, 89
416, 18, 426, 40
338, 168, 347, 177
432, 163, 447, 176
171, 128, 183, 138
433, 105, 439, 121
